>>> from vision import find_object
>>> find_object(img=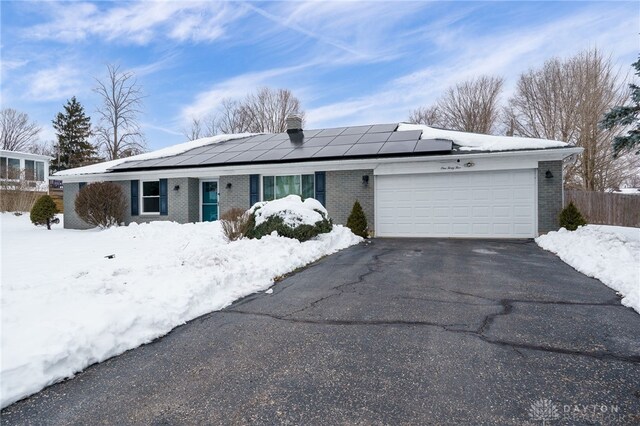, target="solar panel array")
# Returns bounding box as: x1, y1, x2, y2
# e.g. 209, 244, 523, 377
109, 123, 453, 171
